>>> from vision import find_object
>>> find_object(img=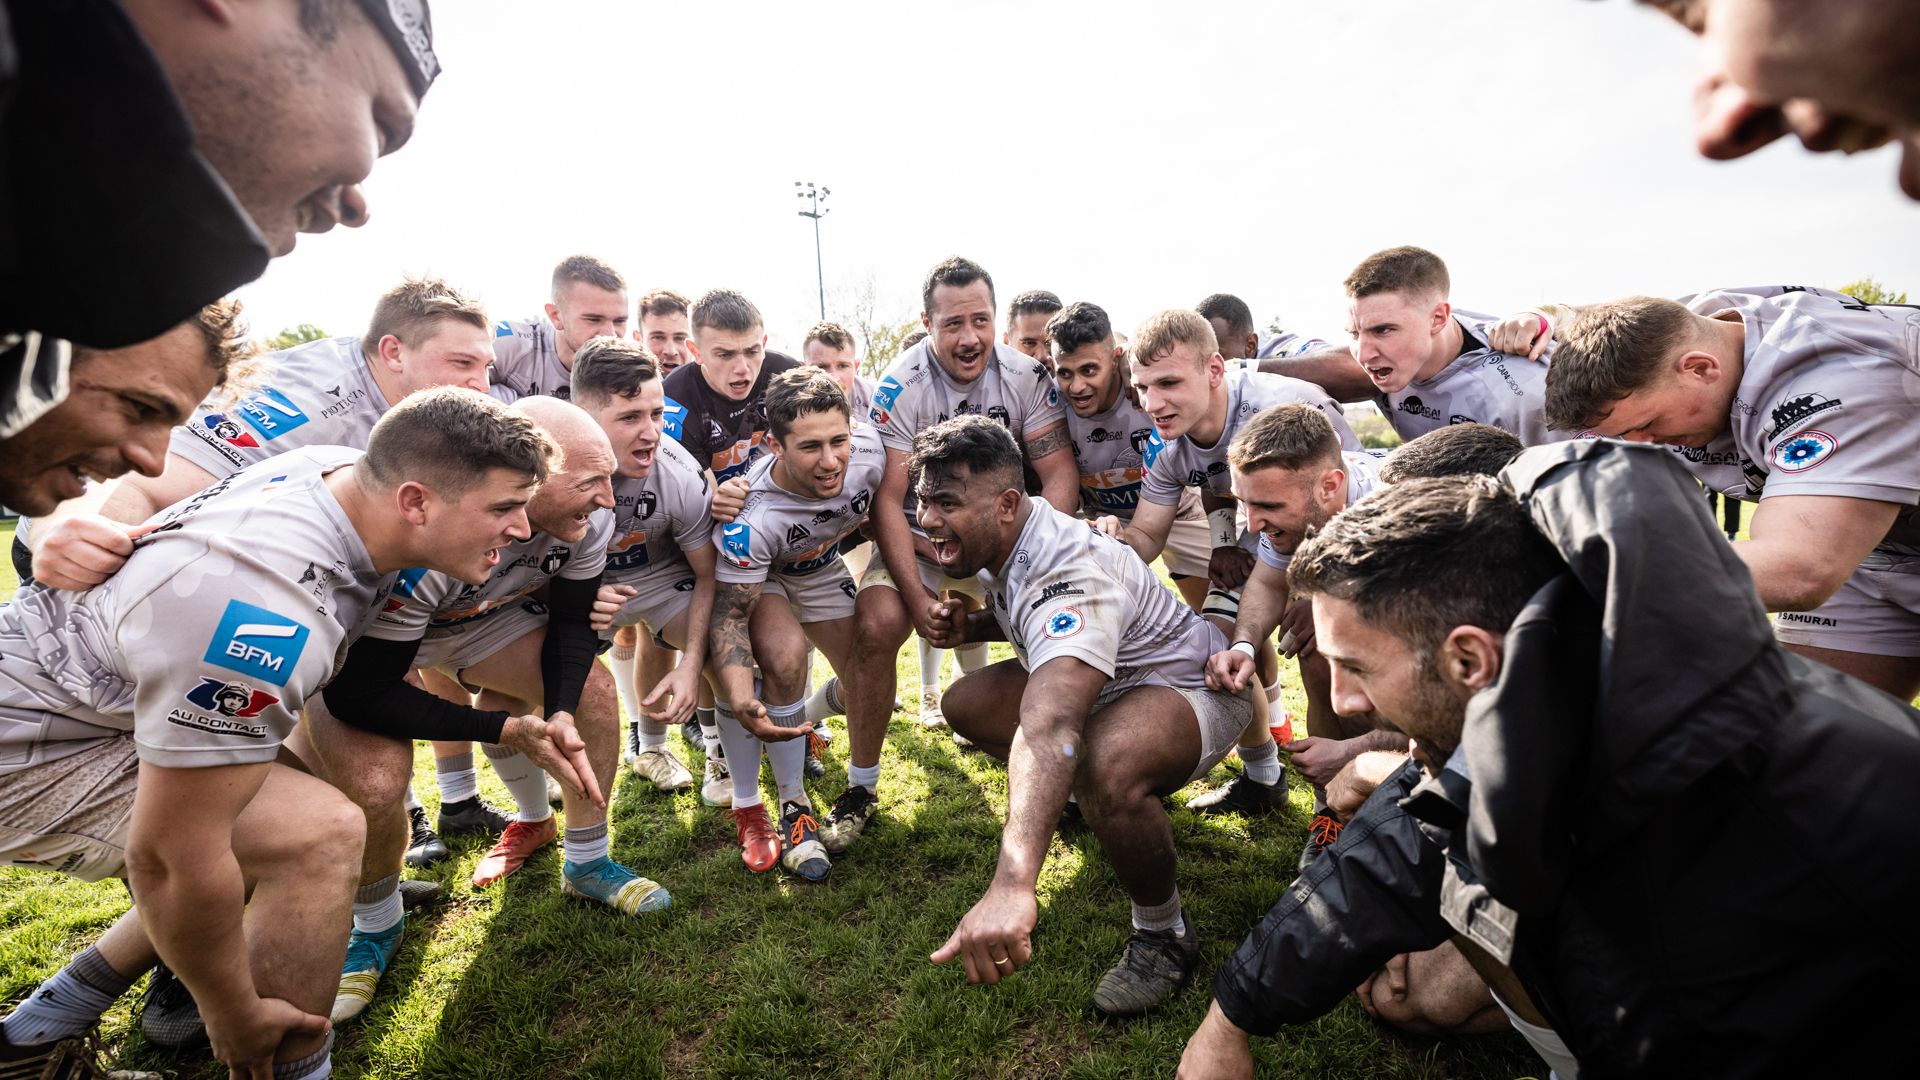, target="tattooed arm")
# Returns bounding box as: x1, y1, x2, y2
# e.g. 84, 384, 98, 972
1024, 422, 1080, 515
706, 579, 794, 741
